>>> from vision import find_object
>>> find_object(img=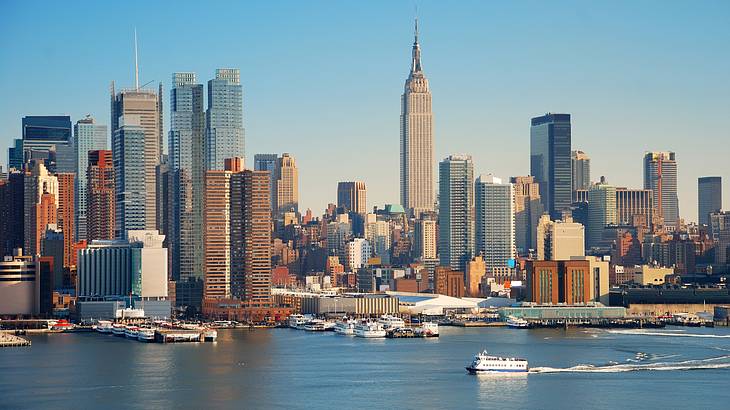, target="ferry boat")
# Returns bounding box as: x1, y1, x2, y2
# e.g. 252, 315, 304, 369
303, 319, 336, 331
354, 321, 386, 338
111, 324, 127, 337
124, 326, 140, 339
288, 314, 313, 329
334, 319, 357, 335
415, 322, 439, 337
95, 320, 113, 333
137, 328, 156, 342
204, 329, 218, 342
506, 316, 530, 329
378, 315, 406, 329
466, 350, 529, 374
